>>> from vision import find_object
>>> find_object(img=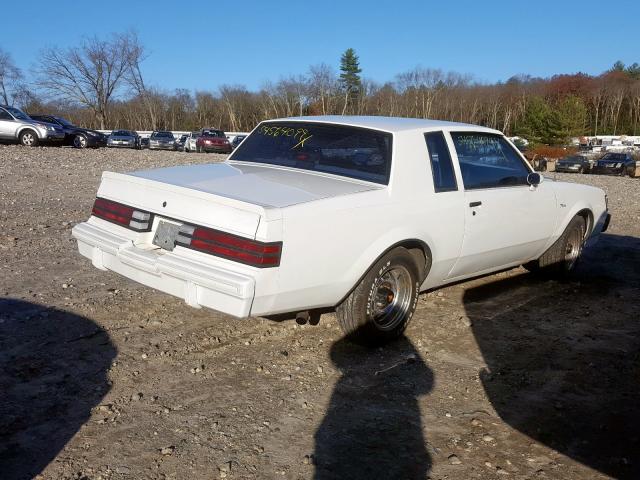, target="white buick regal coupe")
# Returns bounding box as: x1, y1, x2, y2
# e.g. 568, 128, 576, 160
72, 116, 610, 344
